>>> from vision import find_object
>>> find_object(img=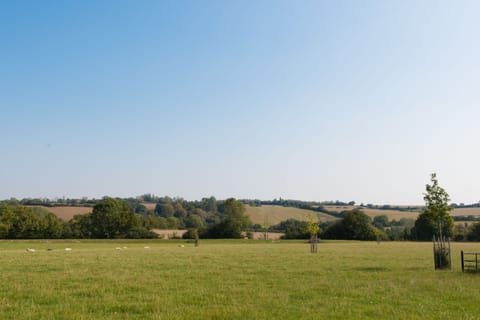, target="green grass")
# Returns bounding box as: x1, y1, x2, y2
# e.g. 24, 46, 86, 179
1, 239, 480, 319
246, 205, 337, 225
